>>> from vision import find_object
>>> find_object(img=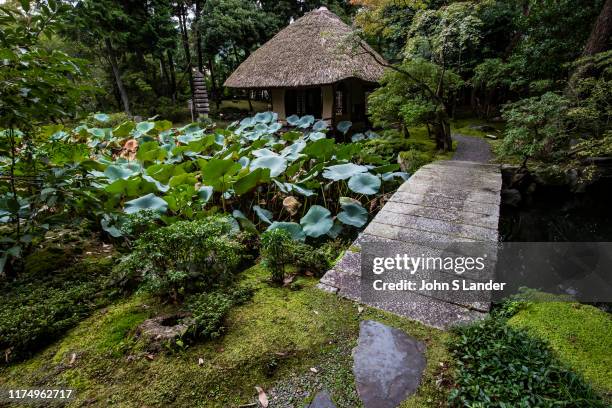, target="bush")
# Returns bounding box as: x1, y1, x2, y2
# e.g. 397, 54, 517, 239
449, 315, 606, 407
261, 229, 291, 283
116, 216, 244, 302
186, 286, 253, 340
261, 230, 341, 281
0, 257, 114, 363
398, 149, 434, 173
